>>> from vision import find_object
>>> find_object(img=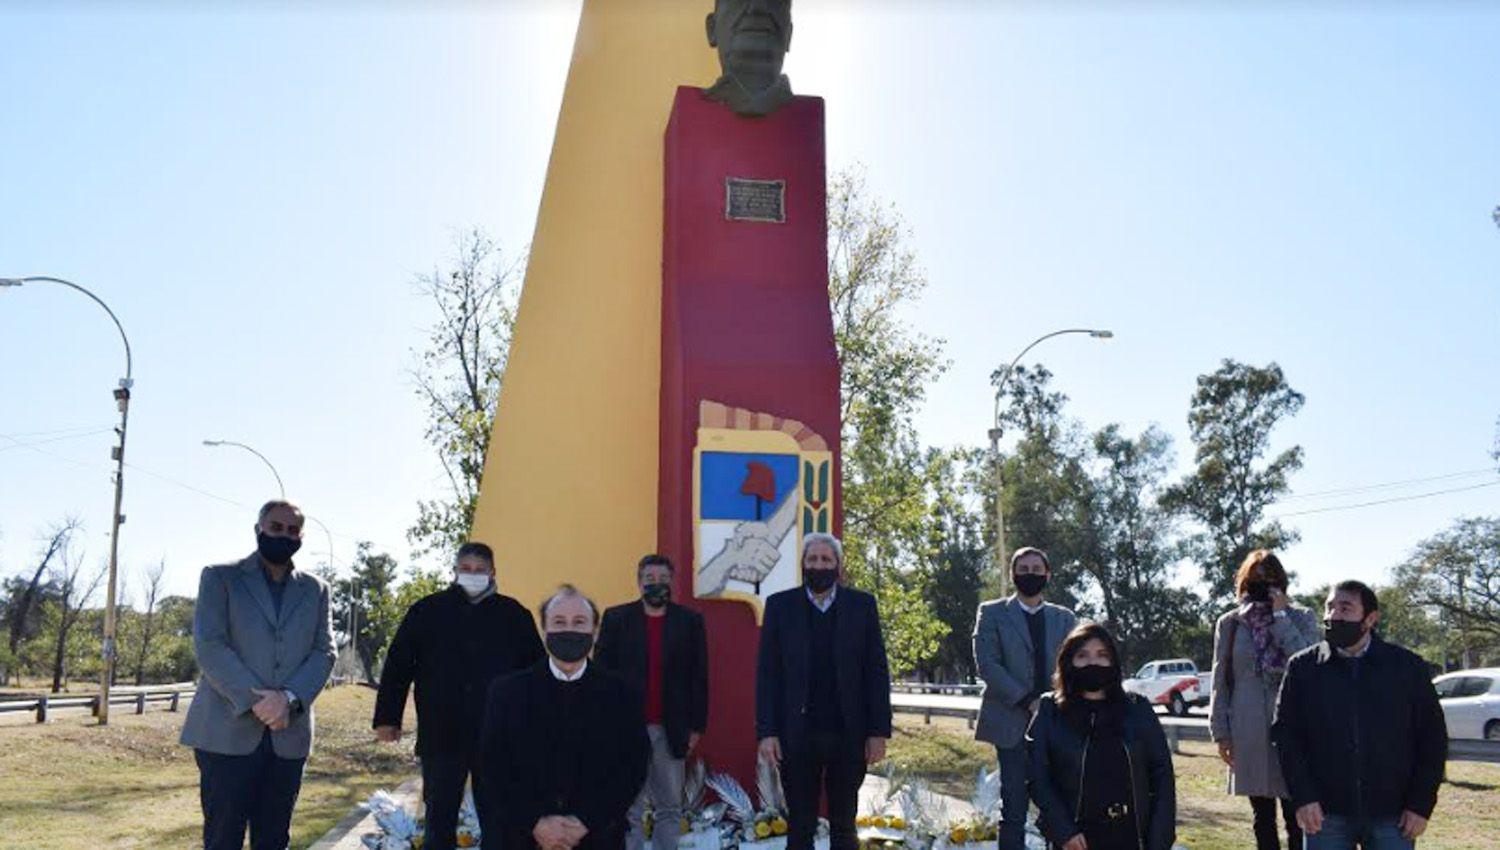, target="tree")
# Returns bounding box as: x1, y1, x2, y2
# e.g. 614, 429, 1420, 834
1391, 516, 1500, 668
337, 543, 404, 678
126, 559, 167, 685
408, 229, 525, 559
46, 543, 105, 692
7, 518, 80, 656
1163, 360, 1305, 604
989, 364, 1095, 614
921, 449, 990, 681
827, 166, 952, 674
1078, 425, 1205, 666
